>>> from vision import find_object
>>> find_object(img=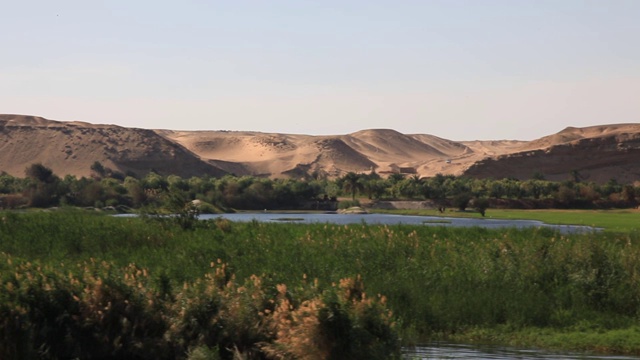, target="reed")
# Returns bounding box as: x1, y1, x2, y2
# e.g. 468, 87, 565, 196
2, 210, 640, 356
0, 254, 397, 359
